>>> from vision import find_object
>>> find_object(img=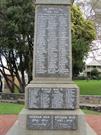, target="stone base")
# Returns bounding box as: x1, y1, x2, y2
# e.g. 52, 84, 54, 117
6, 109, 97, 135
6, 121, 97, 135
